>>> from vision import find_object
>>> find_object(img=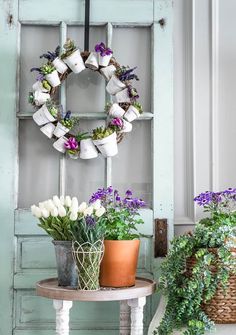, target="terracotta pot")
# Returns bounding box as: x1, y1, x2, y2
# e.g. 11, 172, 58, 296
99, 240, 140, 287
